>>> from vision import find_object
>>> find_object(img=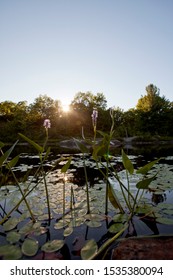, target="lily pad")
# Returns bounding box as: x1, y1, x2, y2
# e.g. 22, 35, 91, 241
113, 213, 129, 223
85, 220, 102, 227
6, 231, 21, 244
0, 244, 22, 260
63, 227, 73, 237
81, 239, 98, 260
156, 217, 173, 225
22, 238, 39, 256
85, 213, 104, 221
41, 240, 64, 253
108, 222, 125, 233
3, 217, 20, 231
